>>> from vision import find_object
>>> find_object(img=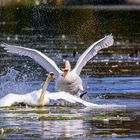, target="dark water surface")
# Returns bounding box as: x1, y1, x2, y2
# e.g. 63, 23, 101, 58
0, 5, 140, 139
